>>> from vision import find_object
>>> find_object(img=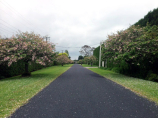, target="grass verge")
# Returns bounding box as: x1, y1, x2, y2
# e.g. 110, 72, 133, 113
81, 64, 98, 67
89, 68, 158, 105
0, 64, 73, 118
